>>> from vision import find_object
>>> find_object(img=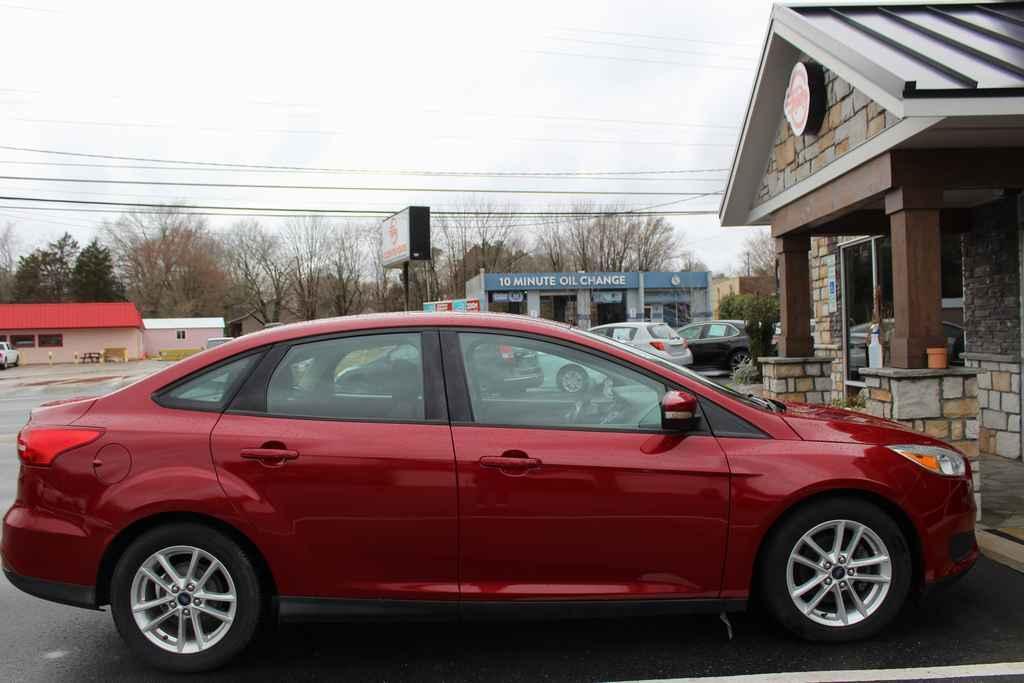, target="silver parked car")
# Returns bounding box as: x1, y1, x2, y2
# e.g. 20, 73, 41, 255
589, 322, 693, 366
